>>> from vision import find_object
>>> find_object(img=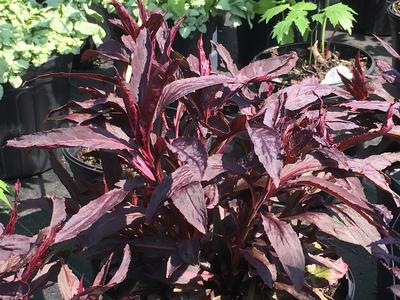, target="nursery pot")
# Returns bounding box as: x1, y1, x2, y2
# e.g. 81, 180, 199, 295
172, 19, 217, 58
253, 42, 375, 87
343, 0, 393, 35
62, 147, 103, 187
388, 1, 400, 71
0, 55, 73, 180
